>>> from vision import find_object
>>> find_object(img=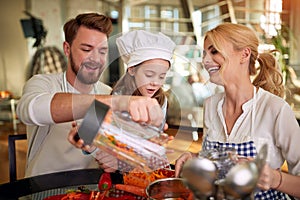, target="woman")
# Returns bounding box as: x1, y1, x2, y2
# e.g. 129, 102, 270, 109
175, 23, 300, 199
